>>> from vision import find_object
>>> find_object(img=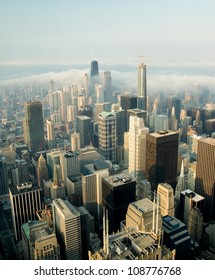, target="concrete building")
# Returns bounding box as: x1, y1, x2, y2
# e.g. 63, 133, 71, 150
157, 183, 175, 217
21, 221, 60, 260
52, 199, 82, 260
137, 62, 147, 111
195, 137, 215, 221
128, 113, 149, 179
98, 111, 116, 163
126, 198, 162, 233
9, 182, 44, 240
